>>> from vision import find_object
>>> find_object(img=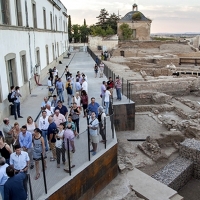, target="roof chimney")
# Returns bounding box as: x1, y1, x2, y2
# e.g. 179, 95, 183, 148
132, 3, 138, 11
